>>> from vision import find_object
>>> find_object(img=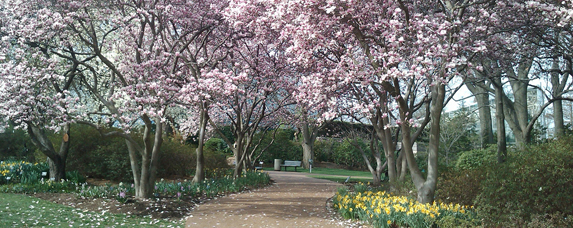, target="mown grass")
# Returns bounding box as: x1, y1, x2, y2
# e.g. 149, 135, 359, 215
0, 193, 183, 227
